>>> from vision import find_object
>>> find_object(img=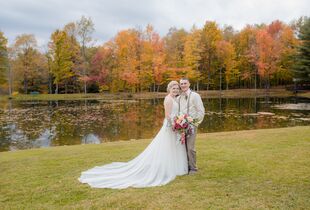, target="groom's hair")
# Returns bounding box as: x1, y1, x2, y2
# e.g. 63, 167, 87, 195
180, 77, 190, 82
